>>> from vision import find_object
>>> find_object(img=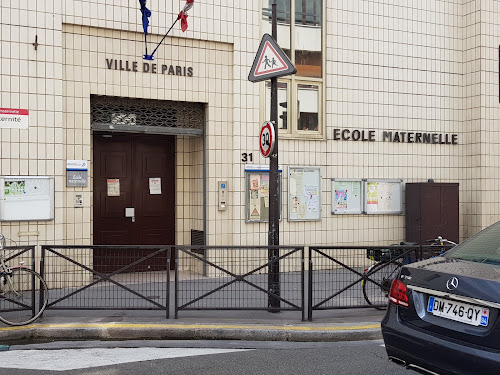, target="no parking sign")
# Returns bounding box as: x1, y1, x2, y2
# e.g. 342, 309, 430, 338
260, 121, 275, 158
